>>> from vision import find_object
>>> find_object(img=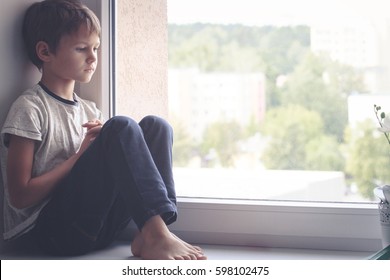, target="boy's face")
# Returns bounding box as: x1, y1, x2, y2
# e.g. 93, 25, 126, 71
44, 24, 100, 84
